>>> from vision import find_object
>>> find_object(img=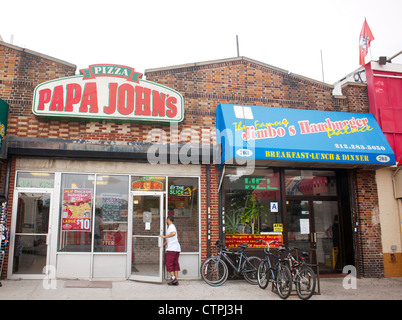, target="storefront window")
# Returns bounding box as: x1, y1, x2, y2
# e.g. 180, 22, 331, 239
94, 175, 129, 252
58, 174, 95, 252
168, 177, 199, 252
16, 172, 54, 188
285, 170, 337, 196
223, 167, 282, 246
